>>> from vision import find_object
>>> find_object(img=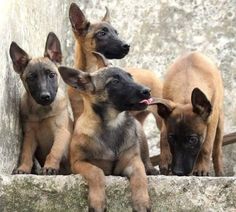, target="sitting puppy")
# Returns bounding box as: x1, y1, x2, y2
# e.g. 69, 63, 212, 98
58, 54, 151, 211
151, 52, 224, 176
9, 32, 72, 175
